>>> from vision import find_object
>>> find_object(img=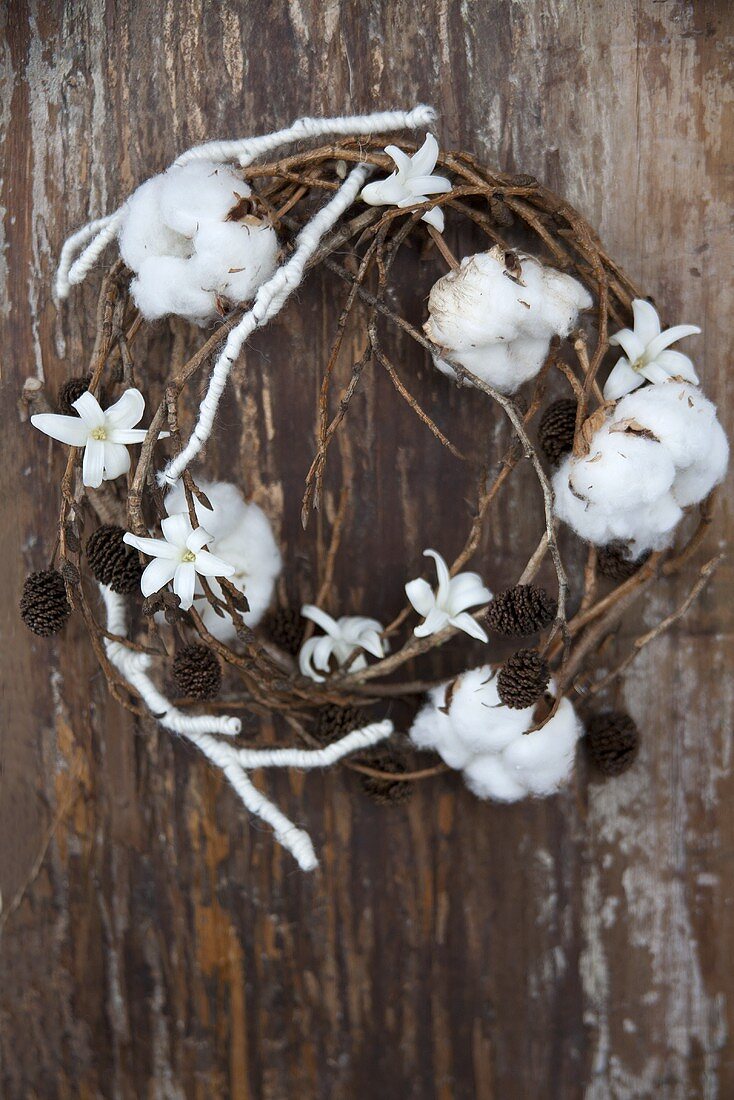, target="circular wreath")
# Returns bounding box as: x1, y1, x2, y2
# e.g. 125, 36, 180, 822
21, 108, 727, 870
